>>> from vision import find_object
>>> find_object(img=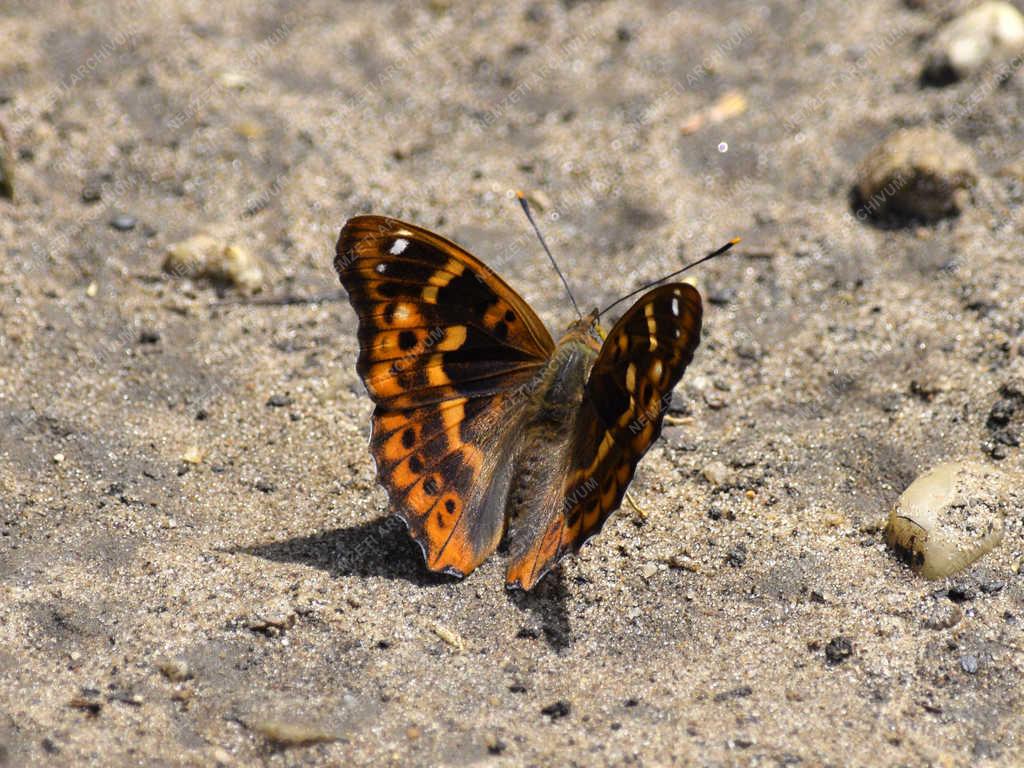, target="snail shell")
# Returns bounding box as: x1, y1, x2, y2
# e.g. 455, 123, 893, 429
884, 461, 1004, 579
